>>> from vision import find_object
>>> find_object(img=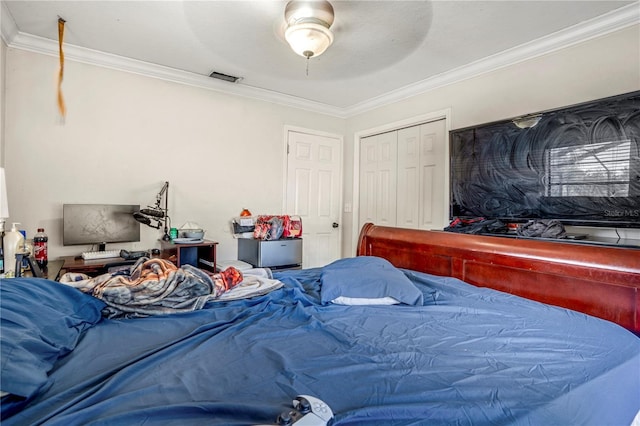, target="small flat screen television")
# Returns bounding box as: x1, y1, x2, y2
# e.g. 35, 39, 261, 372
63, 204, 140, 250
449, 91, 640, 228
